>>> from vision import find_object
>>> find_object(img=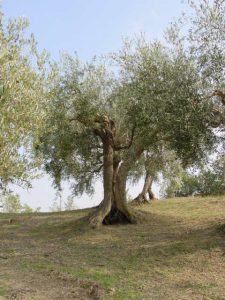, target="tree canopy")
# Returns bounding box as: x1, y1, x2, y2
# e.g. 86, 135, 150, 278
36, 35, 216, 225
0, 12, 53, 189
